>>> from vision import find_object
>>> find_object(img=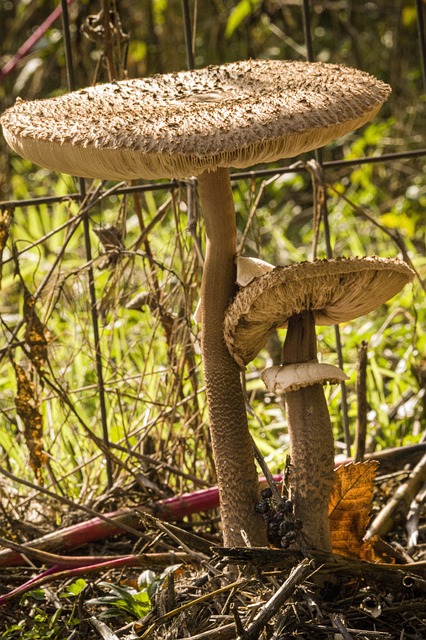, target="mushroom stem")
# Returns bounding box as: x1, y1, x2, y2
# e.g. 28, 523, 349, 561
197, 168, 267, 547
281, 311, 334, 551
